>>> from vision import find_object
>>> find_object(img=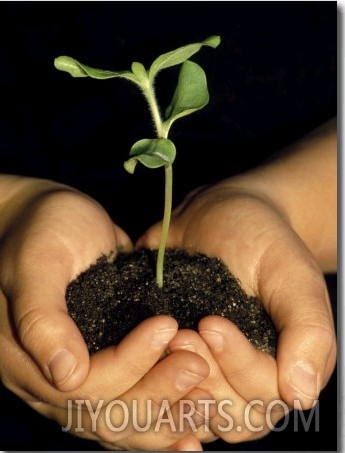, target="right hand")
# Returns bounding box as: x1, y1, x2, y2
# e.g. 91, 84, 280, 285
138, 175, 336, 443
